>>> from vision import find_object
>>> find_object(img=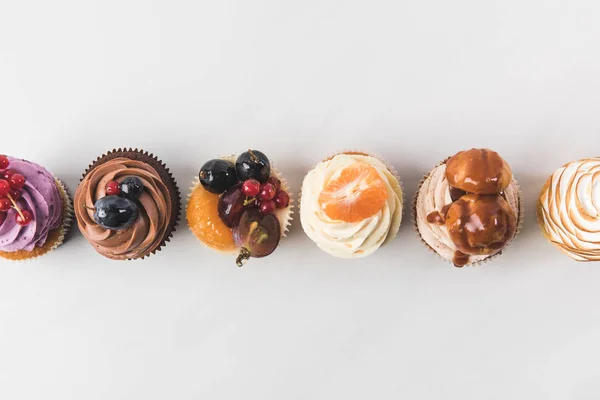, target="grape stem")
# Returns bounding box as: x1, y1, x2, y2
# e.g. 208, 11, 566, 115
243, 197, 257, 207
6, 194, 25, 220
236, 248, 251, 267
